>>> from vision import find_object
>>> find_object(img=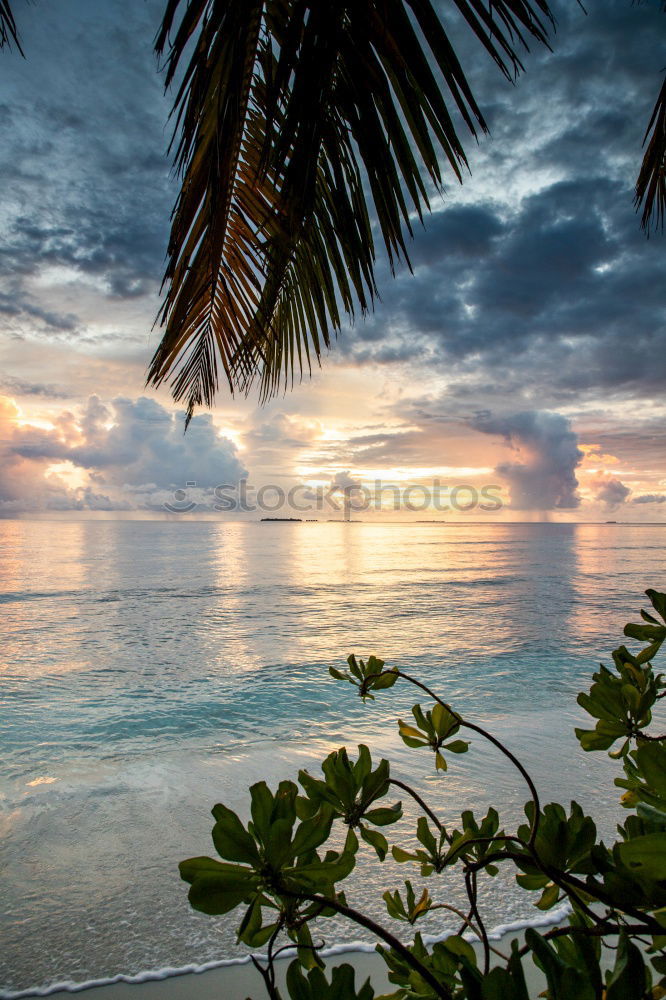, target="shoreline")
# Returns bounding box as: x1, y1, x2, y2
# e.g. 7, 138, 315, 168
2, 907, 574, 1000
